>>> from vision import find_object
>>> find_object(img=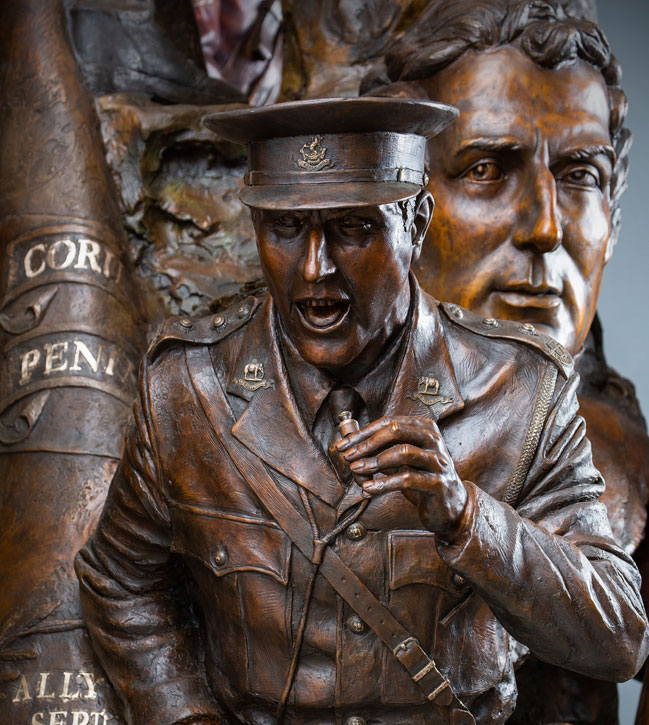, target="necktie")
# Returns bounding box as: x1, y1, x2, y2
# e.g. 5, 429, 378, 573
325, 385, 361, 485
